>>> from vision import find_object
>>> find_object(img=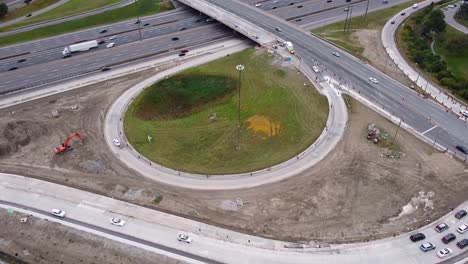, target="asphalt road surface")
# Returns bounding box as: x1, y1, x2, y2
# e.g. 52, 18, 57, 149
180, 0, 468, 158
0, 0, 413, 95
1, 172, 467, 264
